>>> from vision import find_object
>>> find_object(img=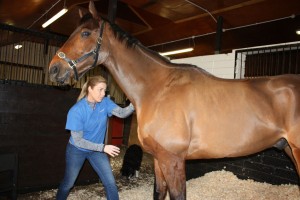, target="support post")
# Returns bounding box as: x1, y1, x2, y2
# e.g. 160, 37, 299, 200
108, 0, 118, 23
106, 0, 118, 145
215, 16, 223, 54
